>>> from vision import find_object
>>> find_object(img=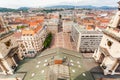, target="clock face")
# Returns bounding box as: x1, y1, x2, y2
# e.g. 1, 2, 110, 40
107, 41, 112, 47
